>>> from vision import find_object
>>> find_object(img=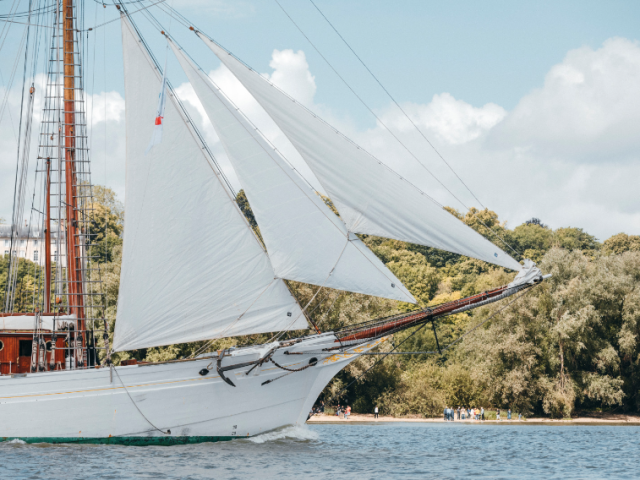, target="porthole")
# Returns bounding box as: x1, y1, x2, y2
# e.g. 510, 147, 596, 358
46, 341, 52, 351
0, 340, 4, 351
308, 357, 318, 366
